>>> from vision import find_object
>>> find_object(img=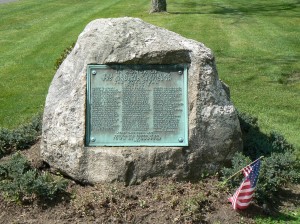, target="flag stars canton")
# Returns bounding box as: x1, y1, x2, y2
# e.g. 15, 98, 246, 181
248, 160, 261, 188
